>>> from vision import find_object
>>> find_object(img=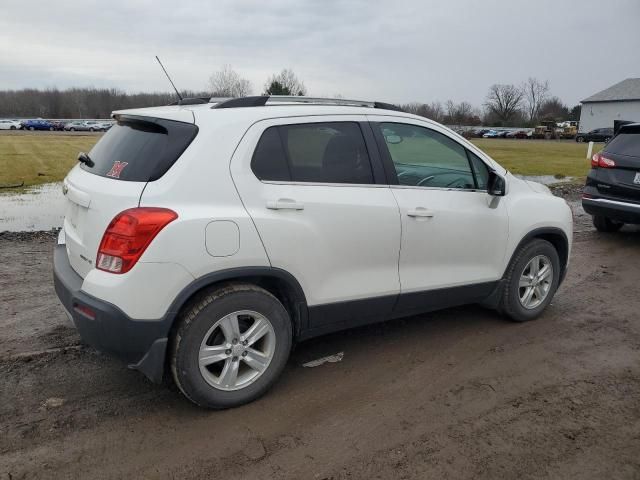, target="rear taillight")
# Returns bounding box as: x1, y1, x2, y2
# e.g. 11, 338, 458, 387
96, 208, 177, 274
591, 152, 616, 168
